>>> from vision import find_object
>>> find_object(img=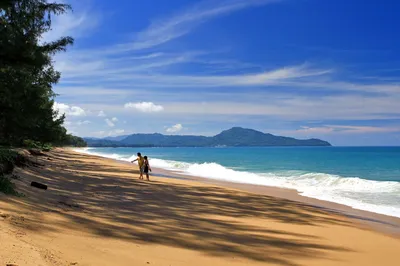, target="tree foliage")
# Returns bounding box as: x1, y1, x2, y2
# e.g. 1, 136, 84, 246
0, 0, 81, 146
63, 134, 87, 147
